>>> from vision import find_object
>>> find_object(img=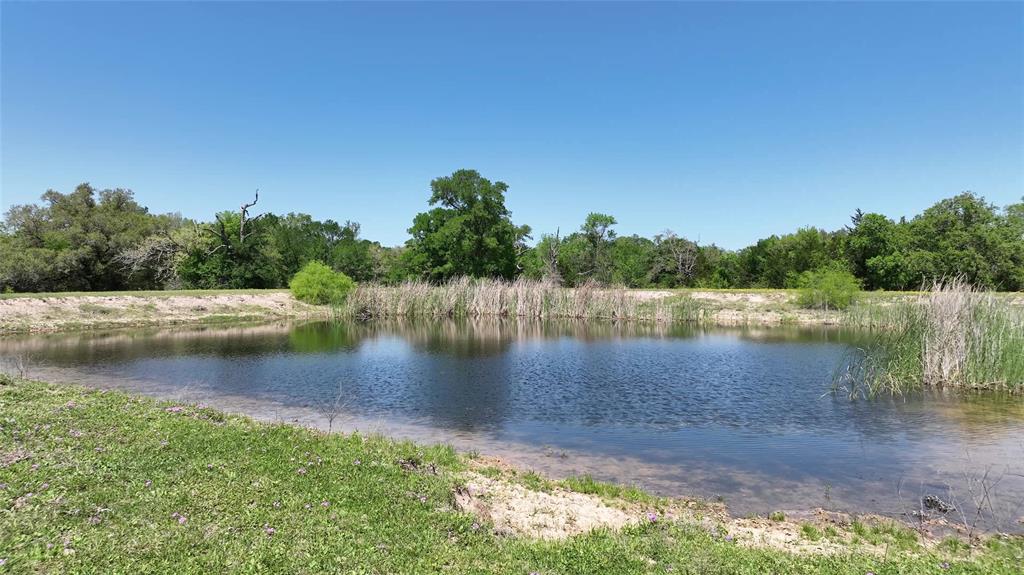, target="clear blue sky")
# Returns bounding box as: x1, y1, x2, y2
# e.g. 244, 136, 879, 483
2, 1, 1022, 249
